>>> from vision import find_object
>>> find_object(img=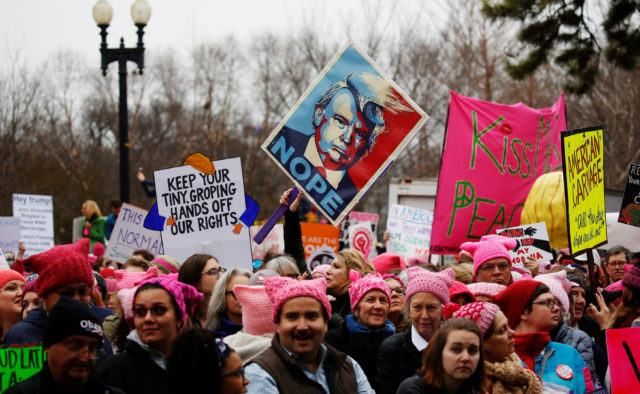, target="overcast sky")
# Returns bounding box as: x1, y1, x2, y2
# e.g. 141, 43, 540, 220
0, 0, 449, 68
